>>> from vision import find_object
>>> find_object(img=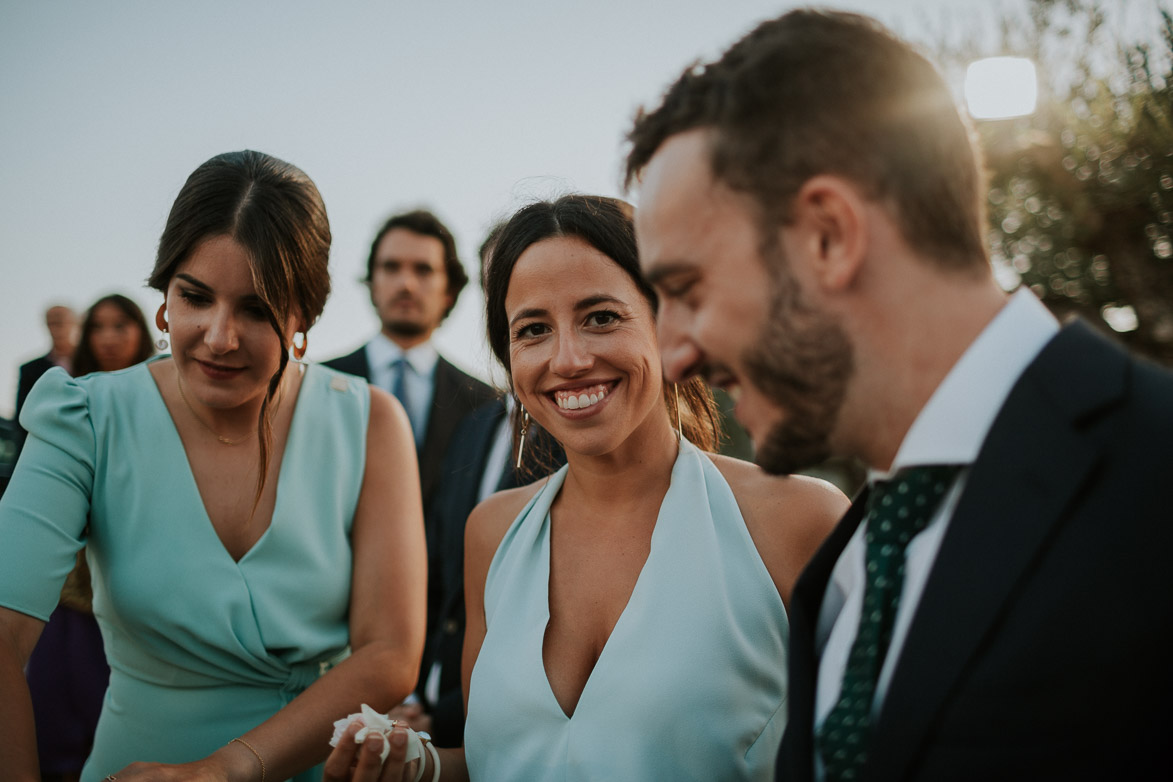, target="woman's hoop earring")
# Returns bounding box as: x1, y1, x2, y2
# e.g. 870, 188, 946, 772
516, 405, 530, 470
154, 304, 169, 351
675, 383, 683, 442
292, 332, 308, 361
